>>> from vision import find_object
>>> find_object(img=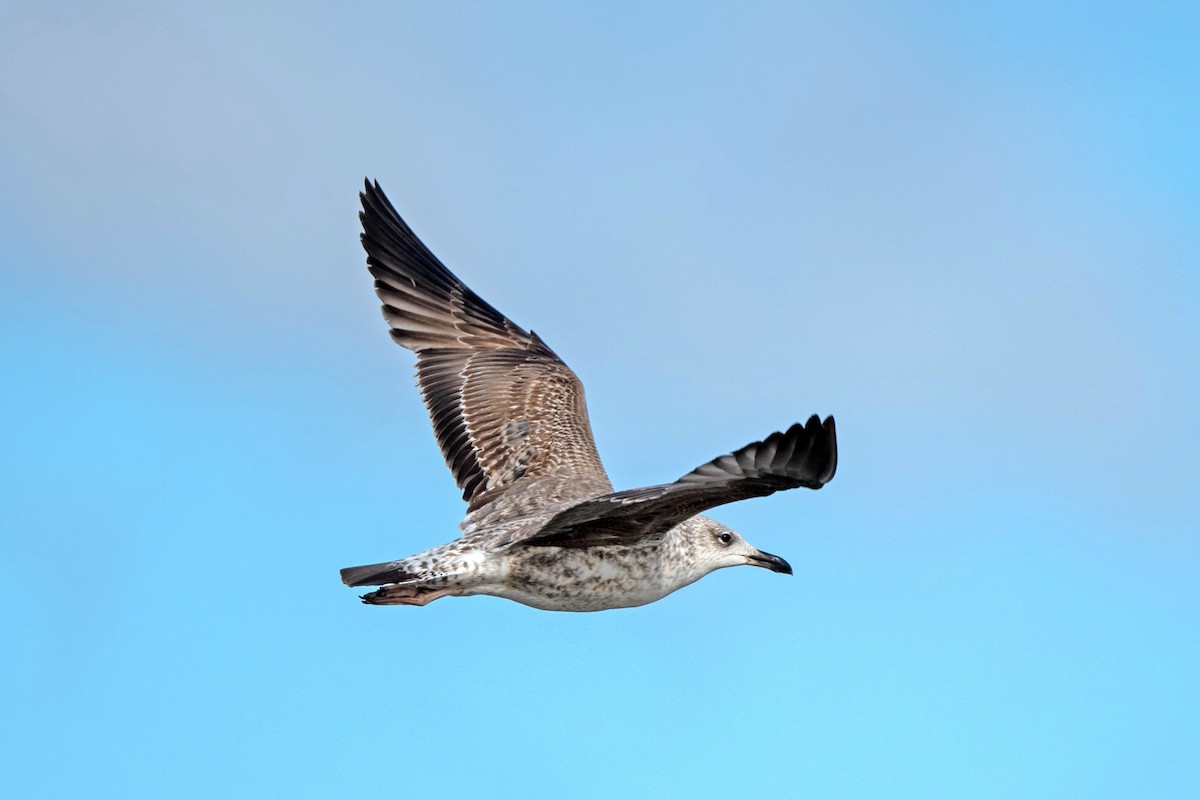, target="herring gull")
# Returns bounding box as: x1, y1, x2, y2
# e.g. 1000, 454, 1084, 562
340, 180, 837, 612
